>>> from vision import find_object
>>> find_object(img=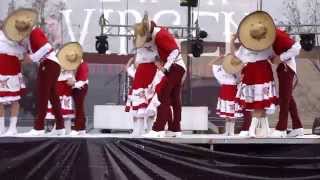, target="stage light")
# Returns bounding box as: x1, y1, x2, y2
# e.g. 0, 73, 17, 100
180, 0, 198, 7
300, 34, 315, 51
95, 35, 109, 54
312, 117, 320, 135
192, 40, 203, 58
199, 30, 208, 39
